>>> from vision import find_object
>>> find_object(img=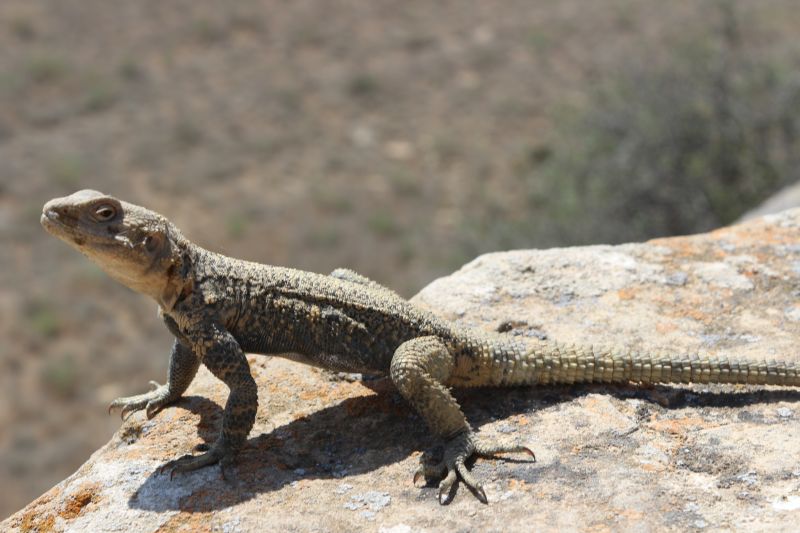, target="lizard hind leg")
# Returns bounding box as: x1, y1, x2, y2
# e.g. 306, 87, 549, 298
390, 336, 534, 504
413, 432, 536, 504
